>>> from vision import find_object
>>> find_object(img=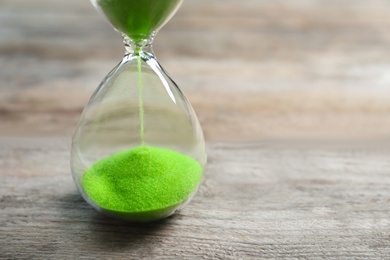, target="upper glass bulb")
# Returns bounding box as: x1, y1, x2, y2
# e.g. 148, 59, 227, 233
91, 0, 183, 44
